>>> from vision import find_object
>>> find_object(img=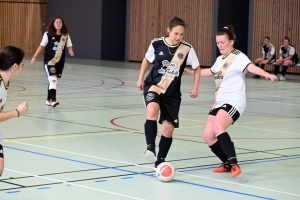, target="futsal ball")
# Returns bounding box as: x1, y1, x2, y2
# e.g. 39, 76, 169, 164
155, 162, 175, 182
